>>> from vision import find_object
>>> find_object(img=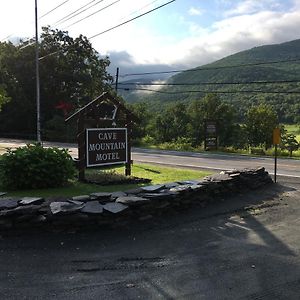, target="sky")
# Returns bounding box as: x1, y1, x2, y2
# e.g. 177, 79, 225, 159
1, 0, 300, 76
